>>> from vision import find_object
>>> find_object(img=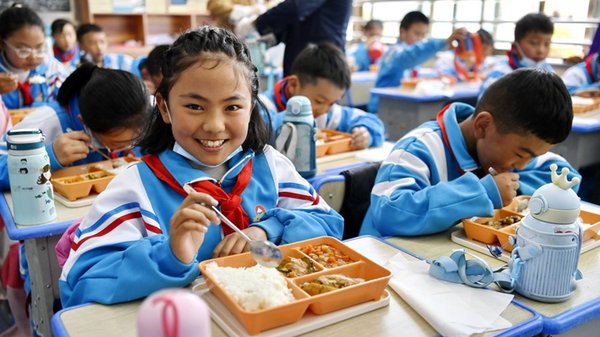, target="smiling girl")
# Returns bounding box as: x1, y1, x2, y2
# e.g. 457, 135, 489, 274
59, 27, 343, 308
